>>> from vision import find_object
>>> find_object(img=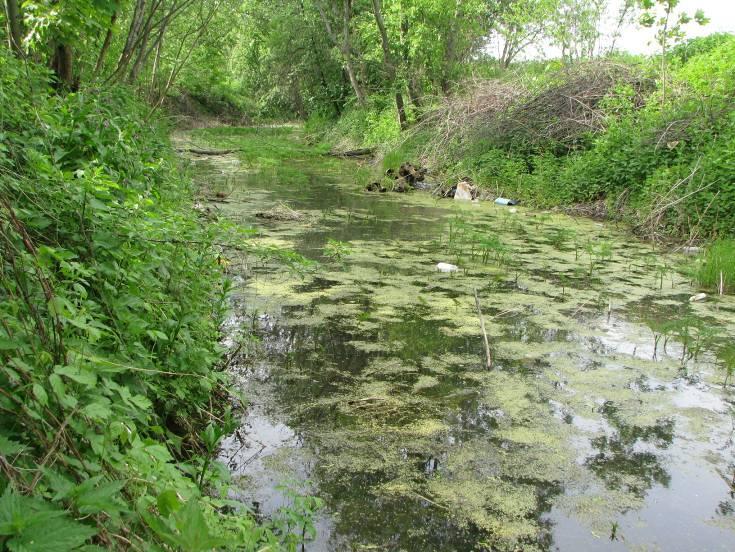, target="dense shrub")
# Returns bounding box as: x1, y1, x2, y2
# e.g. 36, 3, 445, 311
0, 51, 309, 549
